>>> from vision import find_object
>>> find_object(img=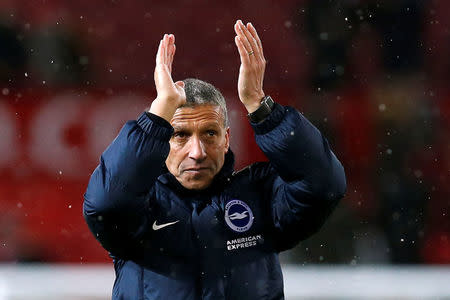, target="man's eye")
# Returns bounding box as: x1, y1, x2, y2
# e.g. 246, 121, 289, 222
173, 132, 187, 138
206, 130, 217, 137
